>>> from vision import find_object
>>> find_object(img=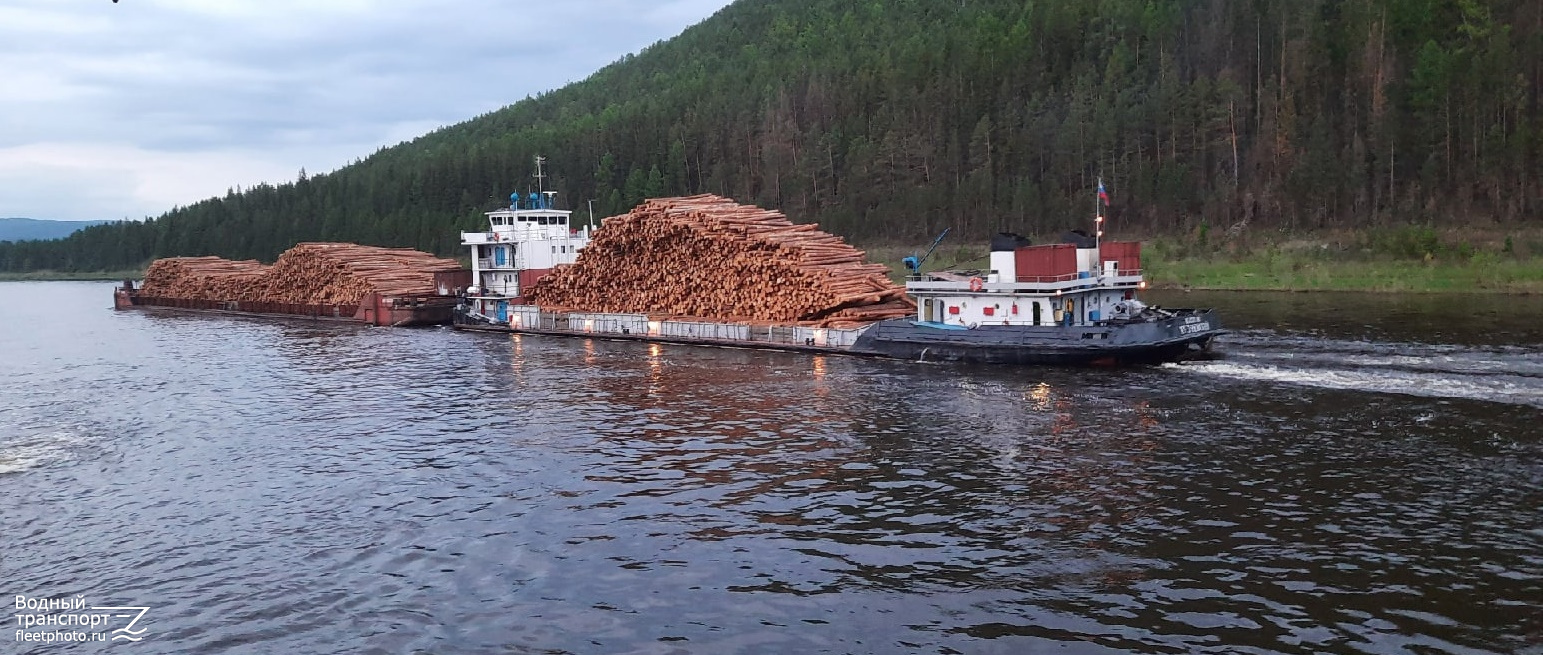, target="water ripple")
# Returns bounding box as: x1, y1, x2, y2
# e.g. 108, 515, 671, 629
1, 282, 1540, 654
